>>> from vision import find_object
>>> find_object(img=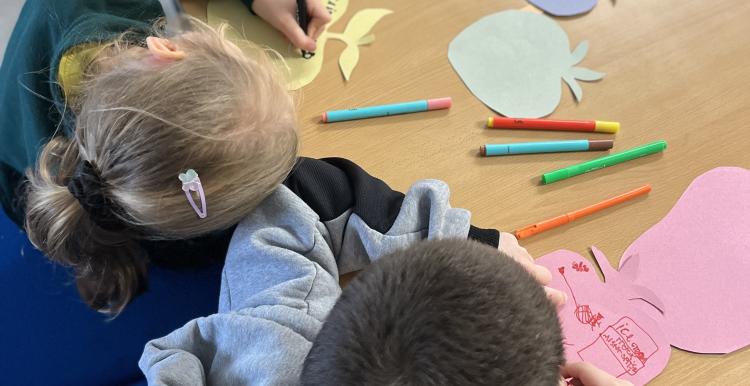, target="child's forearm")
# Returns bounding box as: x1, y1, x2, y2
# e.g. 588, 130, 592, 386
284, 158, 499, 272
219, 157, 500, 311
